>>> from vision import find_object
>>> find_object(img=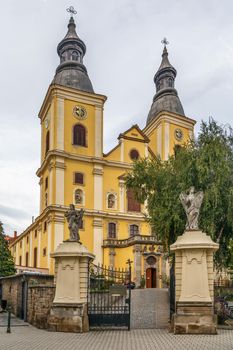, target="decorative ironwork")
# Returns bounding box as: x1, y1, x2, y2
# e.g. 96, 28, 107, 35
66, 6, 77, 16
161, 37, 169, 46
88, 262, 132, 330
